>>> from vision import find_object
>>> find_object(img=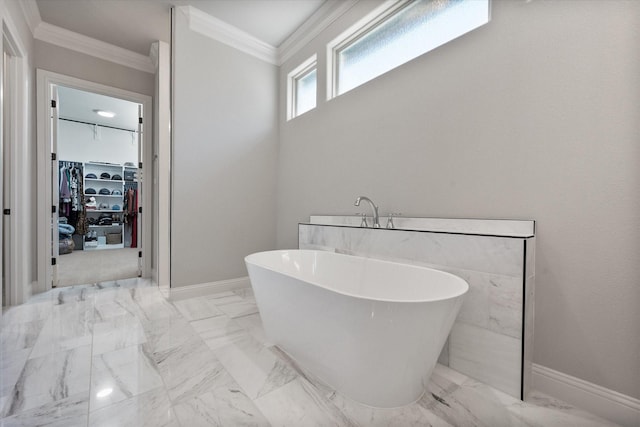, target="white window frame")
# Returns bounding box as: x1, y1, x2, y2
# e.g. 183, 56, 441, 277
326, 0, 490, 100
287, 54, 317, 121
327, 0, 408, 101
